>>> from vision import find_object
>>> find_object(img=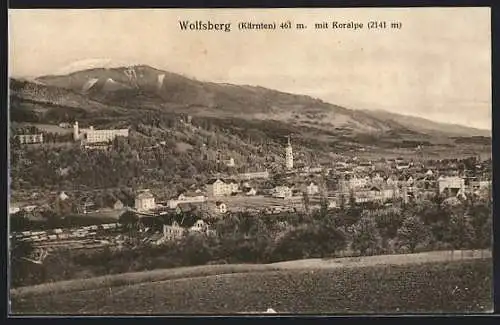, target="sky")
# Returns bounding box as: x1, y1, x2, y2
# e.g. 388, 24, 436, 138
9, 8, 491, 130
